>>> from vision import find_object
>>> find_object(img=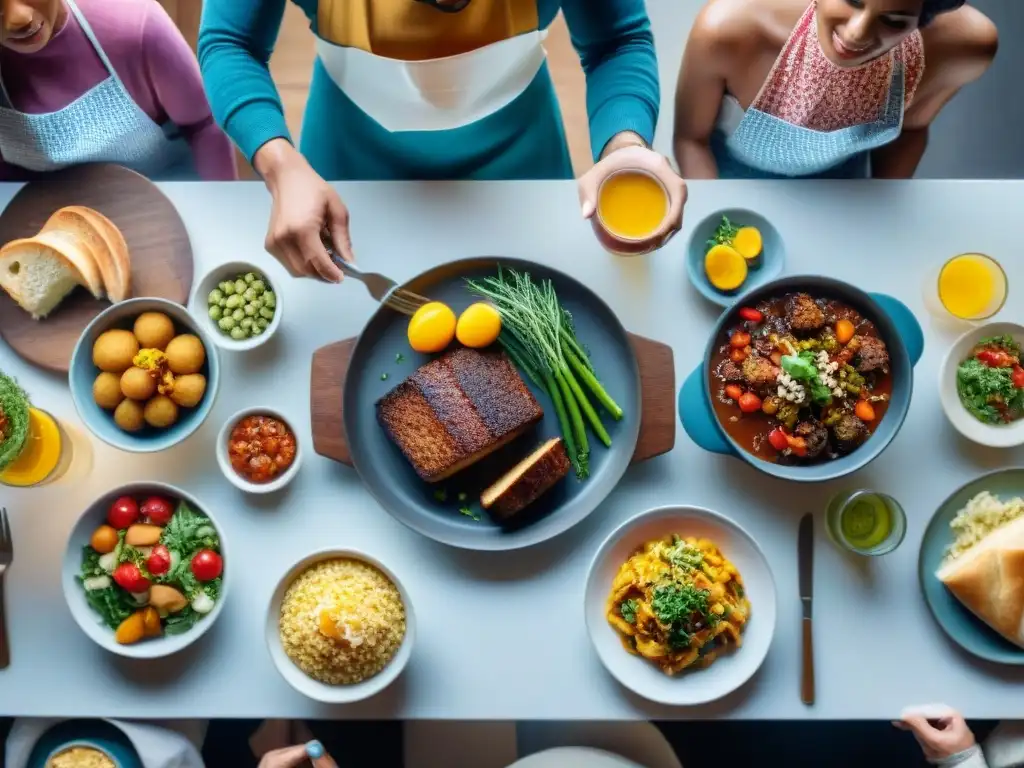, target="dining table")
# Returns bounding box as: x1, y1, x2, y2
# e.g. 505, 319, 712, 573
1, 178, 1023, 720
